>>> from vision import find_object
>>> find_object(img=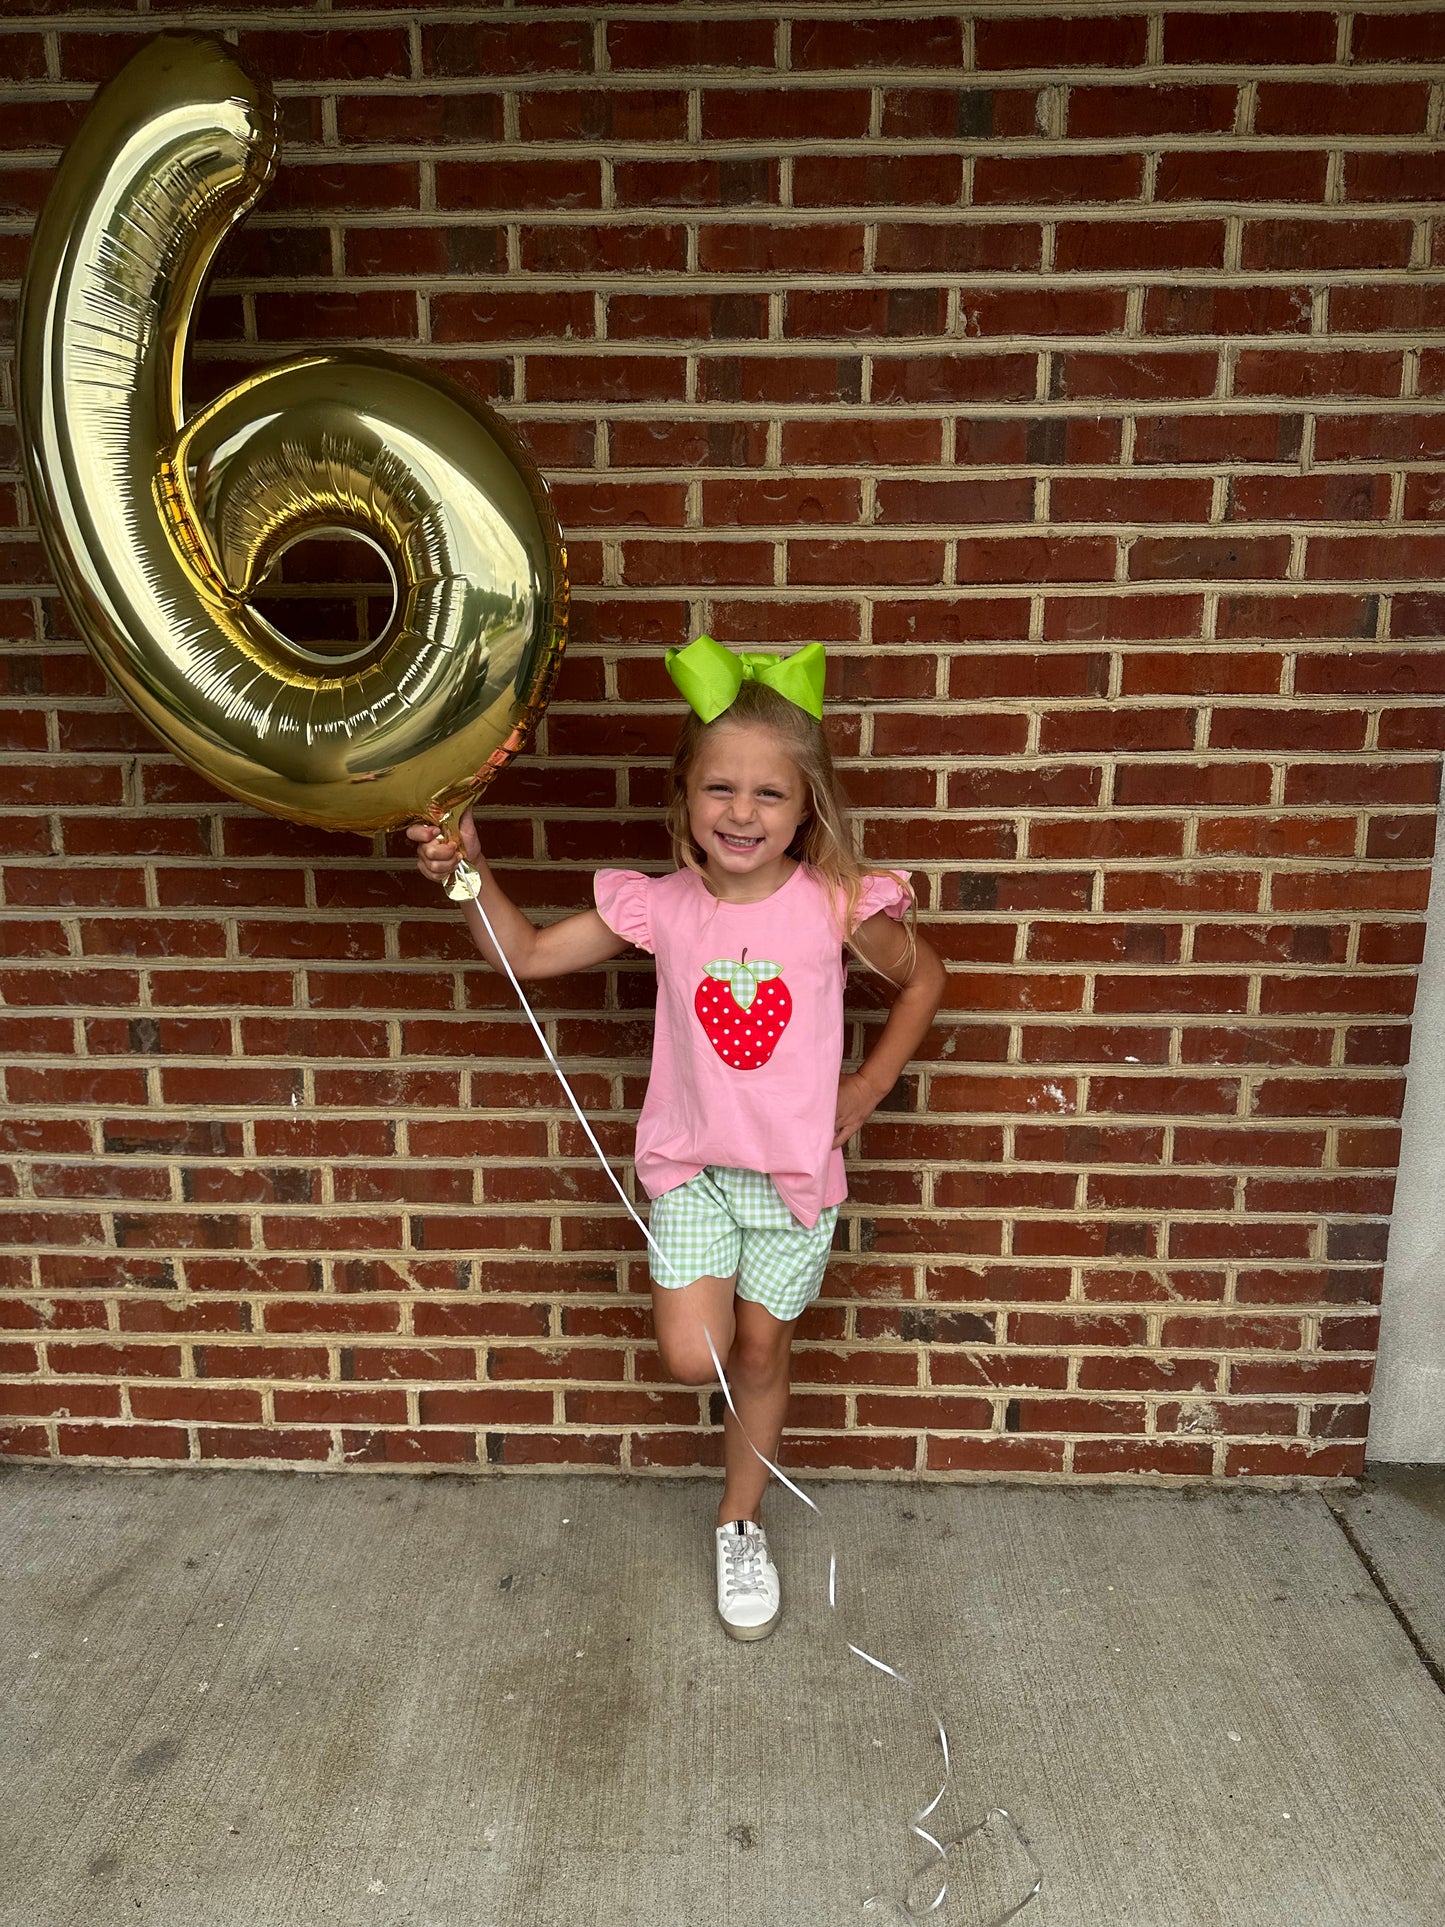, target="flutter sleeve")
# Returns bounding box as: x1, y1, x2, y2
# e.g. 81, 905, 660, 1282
849, 868, 913, 933
594, 869, 656, 953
